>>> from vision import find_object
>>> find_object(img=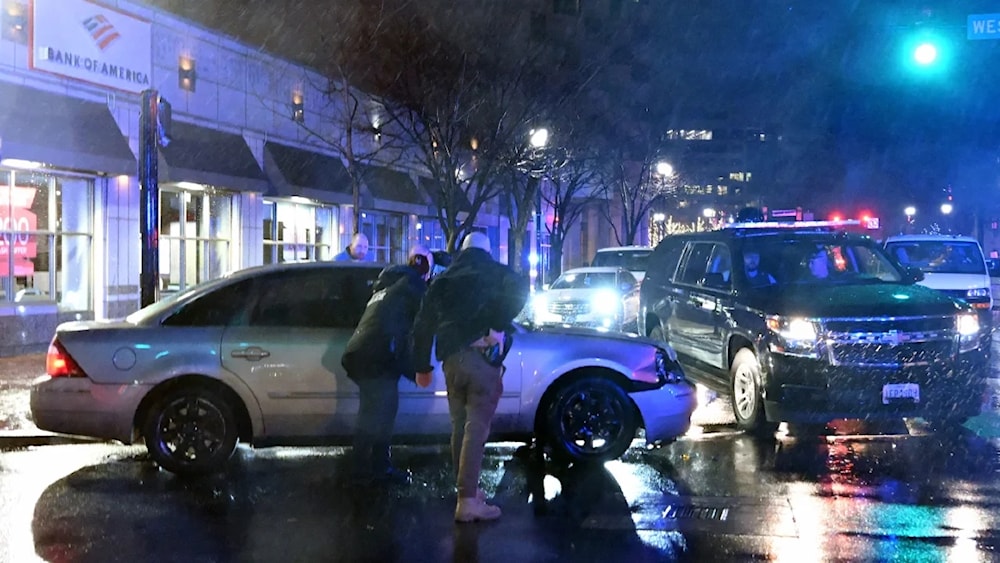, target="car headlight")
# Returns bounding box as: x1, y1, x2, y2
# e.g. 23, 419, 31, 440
957, 312, 980, 336
766, 315, 821, 357
532, 294, 548, 318
591, 289, 620, 316
957, 311, 981, 352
